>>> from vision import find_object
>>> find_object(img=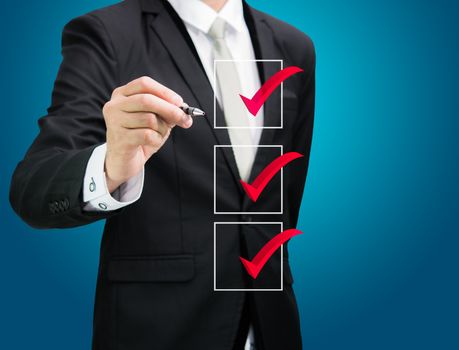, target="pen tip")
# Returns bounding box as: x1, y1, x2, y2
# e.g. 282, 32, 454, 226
195, 109, 206, 117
